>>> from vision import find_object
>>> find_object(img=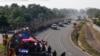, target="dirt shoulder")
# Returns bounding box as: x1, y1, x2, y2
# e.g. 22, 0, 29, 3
85, 25, 100, 52
91, 26, 100, 45
71, 22, 100, 56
